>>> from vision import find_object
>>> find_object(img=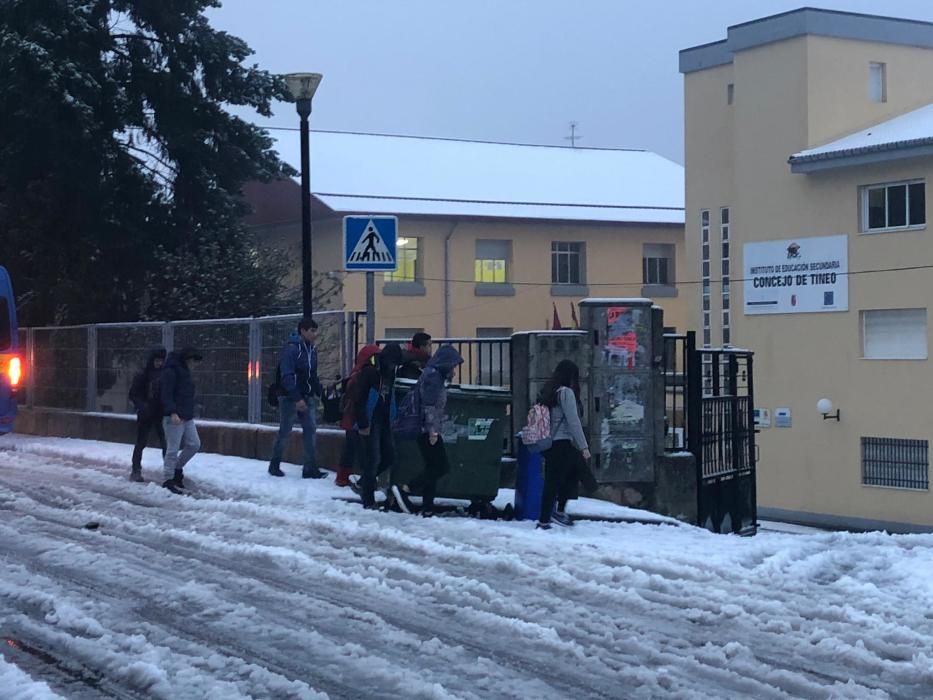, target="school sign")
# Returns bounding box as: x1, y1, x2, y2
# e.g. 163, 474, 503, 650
743, 234, 848, 315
